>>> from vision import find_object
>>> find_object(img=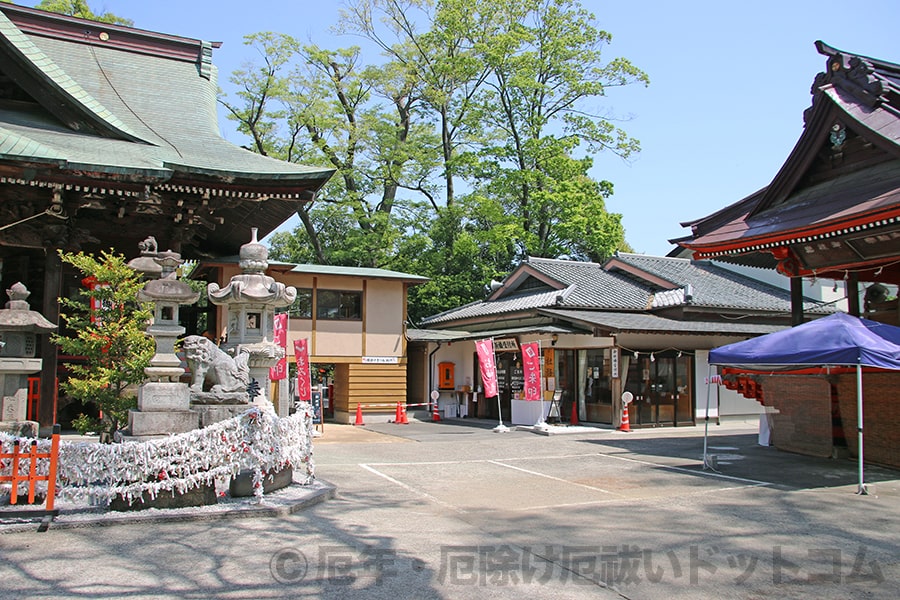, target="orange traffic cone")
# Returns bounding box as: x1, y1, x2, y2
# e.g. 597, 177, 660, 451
570, 401, 579, 426
398, 404, 409, 425
619, 403, 631, 432
354, 403, 365, 426
432, 401, 441, 422
394, 401, 402, 423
